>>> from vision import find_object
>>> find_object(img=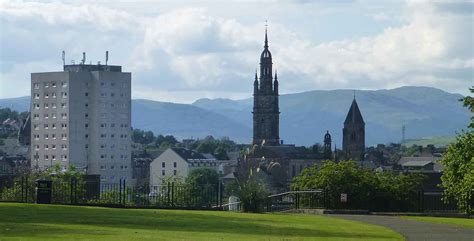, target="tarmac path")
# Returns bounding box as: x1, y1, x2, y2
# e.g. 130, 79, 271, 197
329, 214, 473, 241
